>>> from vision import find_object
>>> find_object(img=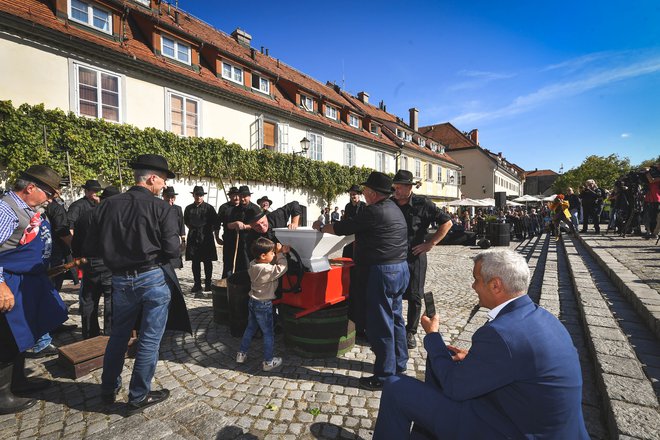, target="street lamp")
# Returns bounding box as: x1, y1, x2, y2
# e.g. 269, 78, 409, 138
449, 175, 455, 185
294, 137, 310, 156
